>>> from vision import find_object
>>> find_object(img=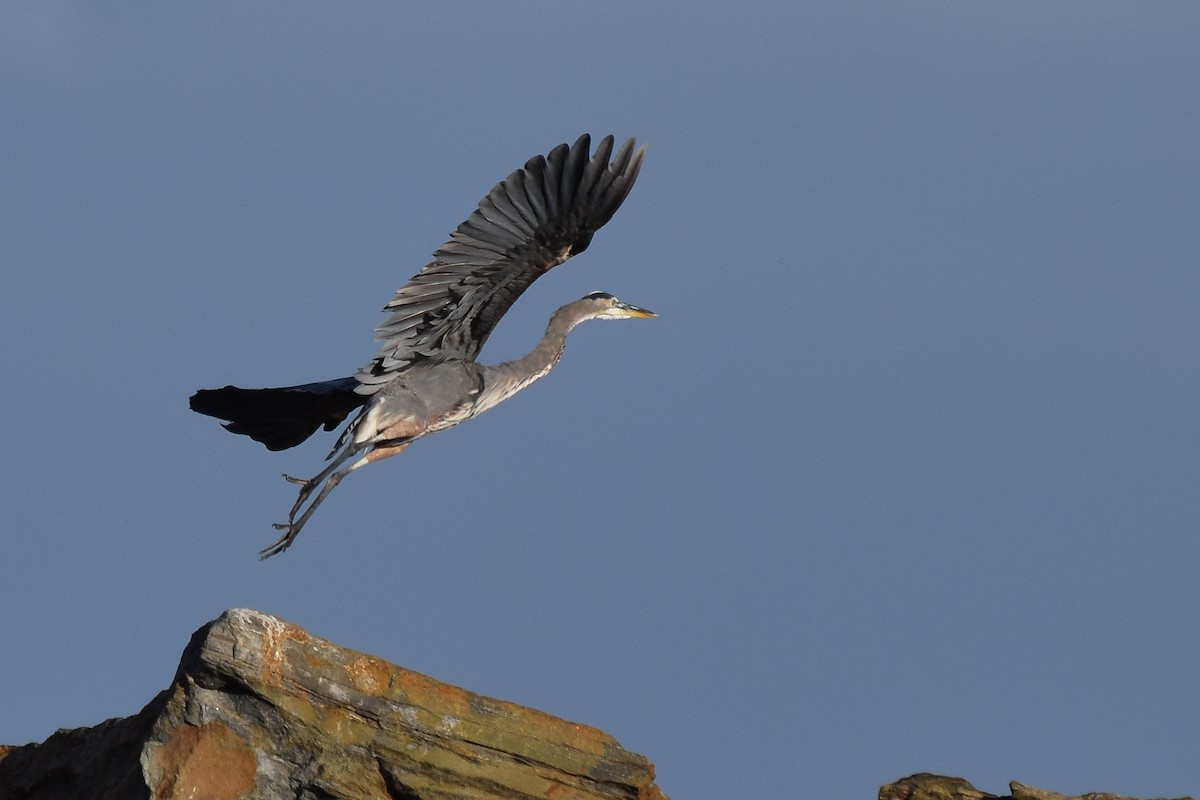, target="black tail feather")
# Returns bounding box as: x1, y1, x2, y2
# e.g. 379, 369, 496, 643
189, 377, 366, 451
